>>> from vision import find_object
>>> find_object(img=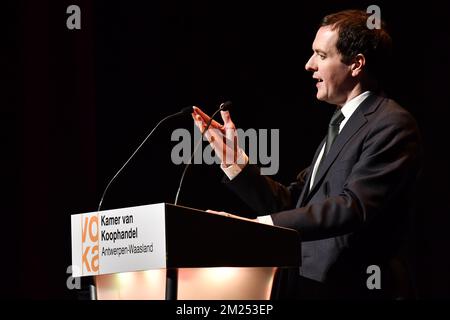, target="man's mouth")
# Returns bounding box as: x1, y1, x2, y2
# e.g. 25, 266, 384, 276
315, 78, 323, 87
313, 76, 323, 84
